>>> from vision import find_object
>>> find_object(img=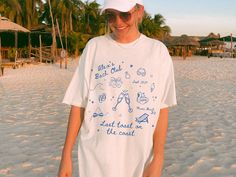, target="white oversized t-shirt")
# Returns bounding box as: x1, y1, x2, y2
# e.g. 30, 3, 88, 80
63, 34, 177, 177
